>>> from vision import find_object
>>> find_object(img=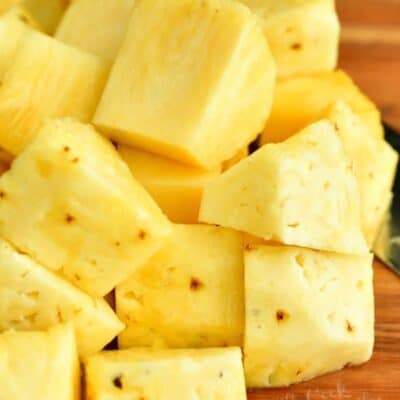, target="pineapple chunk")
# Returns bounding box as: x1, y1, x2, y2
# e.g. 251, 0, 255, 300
0, 118, 171, 297
3, 4, 42, 30
325, 101, 399, 247
0, 238, 124, 356
118, 145, 221, 223
0, 29, 109, 155
85, 347, 246, 400
116, 224, 243, 349
200, 120, 368, 256
94, 0, 276, 169
56, 0, 135, 60
0, 323, 80, 400
244, 245, 374, 387
22, 0, 69, 34
261, 70, 383, 144
222, 146, 249, 171
238, 0, 339, 78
